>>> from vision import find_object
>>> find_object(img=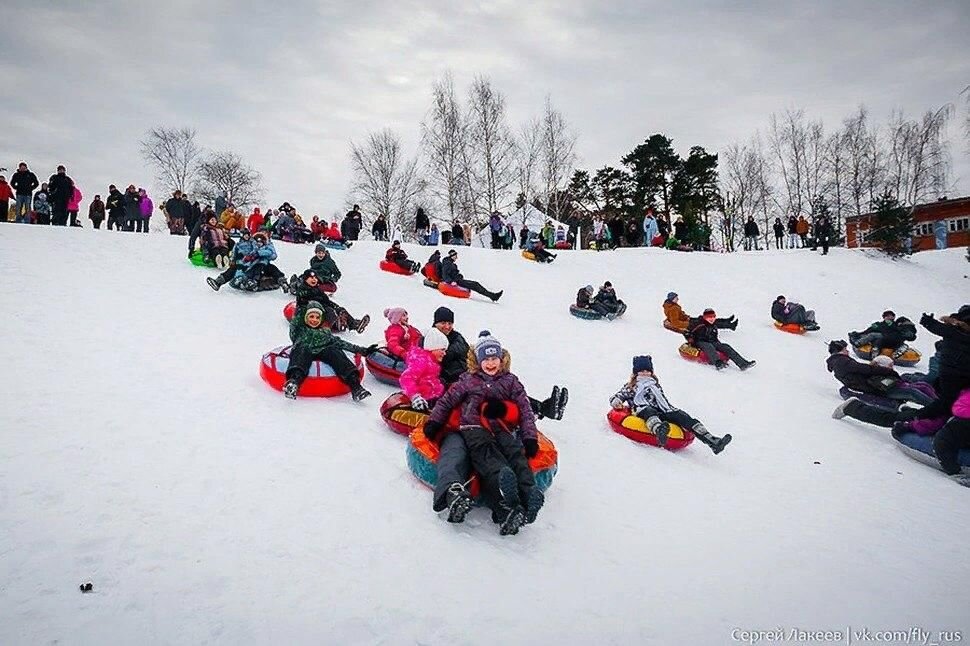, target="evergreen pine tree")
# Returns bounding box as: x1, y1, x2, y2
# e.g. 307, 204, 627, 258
867, 191, 914, 257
